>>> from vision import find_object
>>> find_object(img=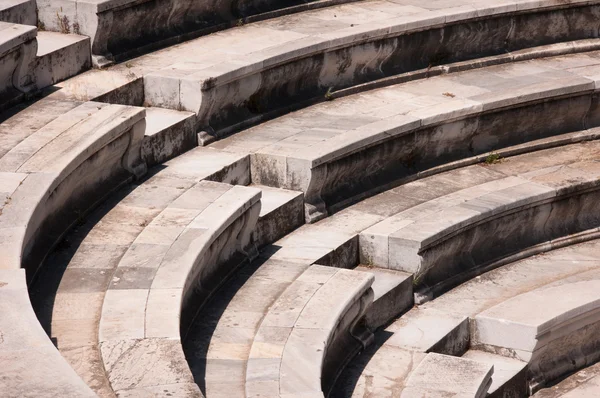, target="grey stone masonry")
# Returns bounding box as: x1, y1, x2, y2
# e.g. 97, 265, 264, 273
98, 181, 261, 396
0, 0, 36, 25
